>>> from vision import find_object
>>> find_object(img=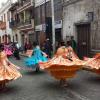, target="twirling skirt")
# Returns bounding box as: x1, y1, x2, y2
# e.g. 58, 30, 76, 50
0, 63, 22, 84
